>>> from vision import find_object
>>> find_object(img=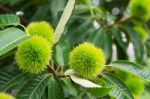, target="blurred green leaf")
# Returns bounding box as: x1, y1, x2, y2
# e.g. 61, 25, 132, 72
49, 0, 66, 25
111, 27, 127, 51
146, 39, 150, 56
89, 28, 112, 61
0, 14, 20, 26
31, 5, 50, 21
66, 17, 93, 45
0, 0, 22, 6
87, 87, 112, 98
119, 26, 144, 63
108, 60, 150, 82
